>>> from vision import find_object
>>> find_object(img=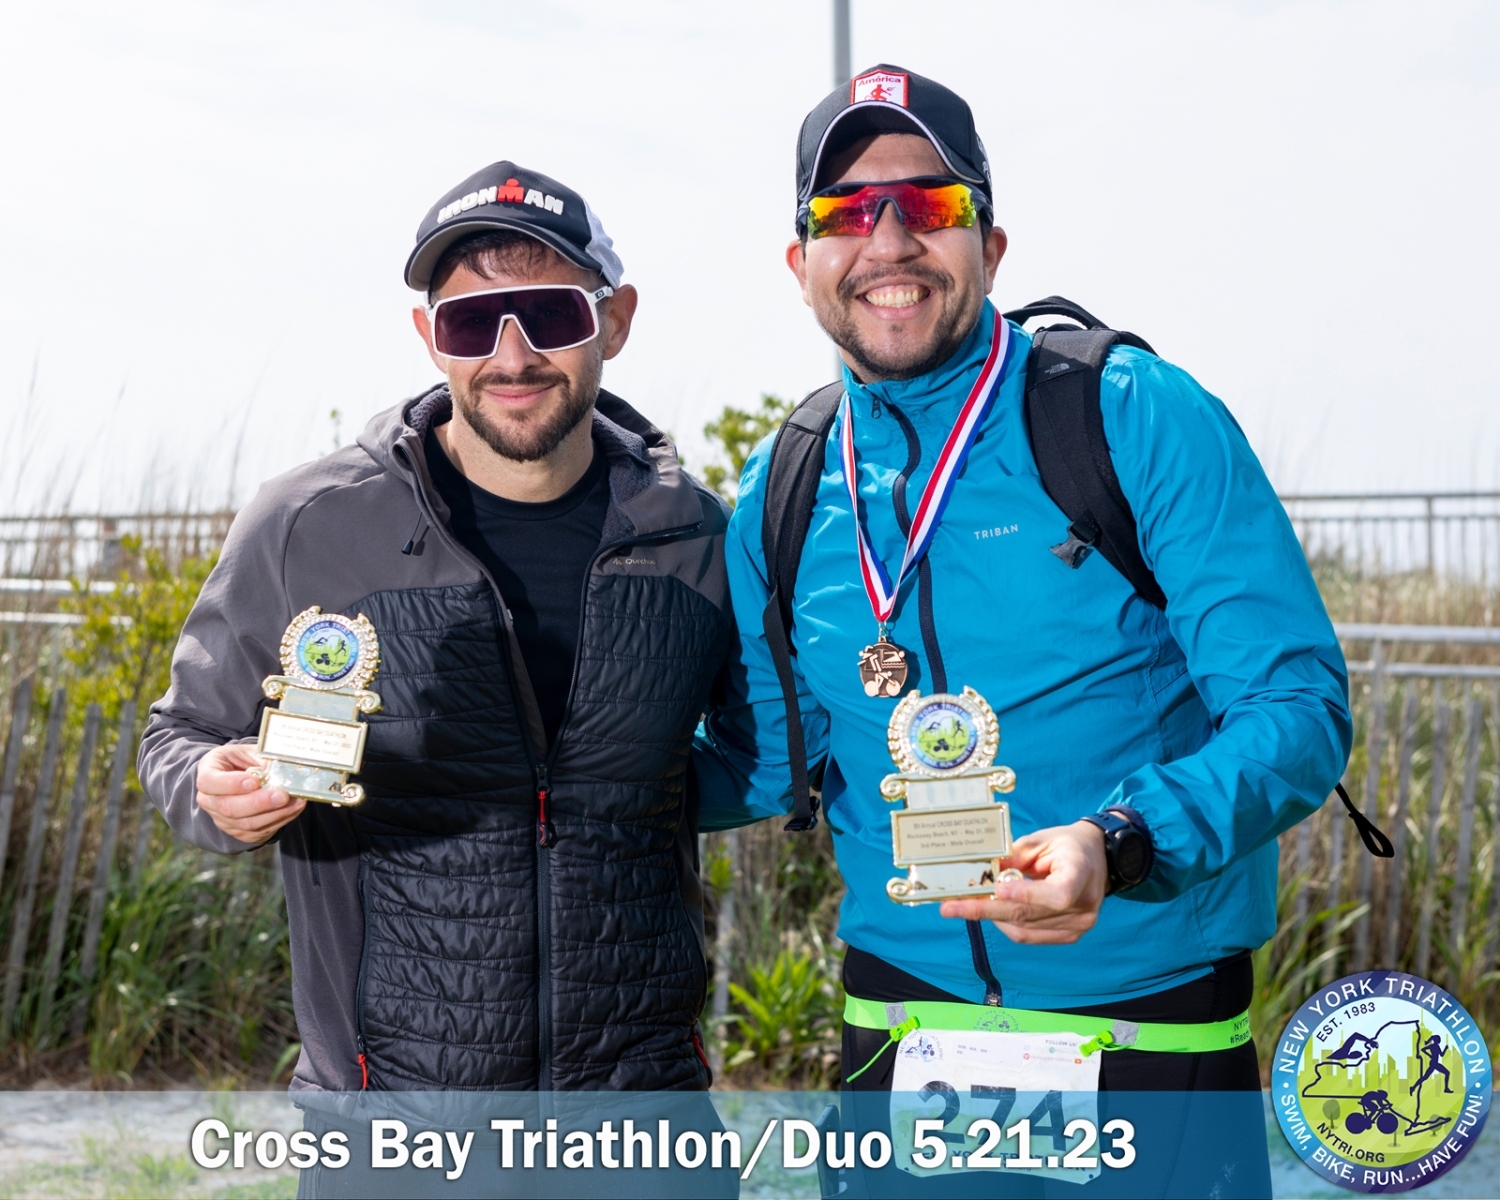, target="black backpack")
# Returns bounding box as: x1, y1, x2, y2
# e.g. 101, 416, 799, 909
759, 295, 1391, 858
